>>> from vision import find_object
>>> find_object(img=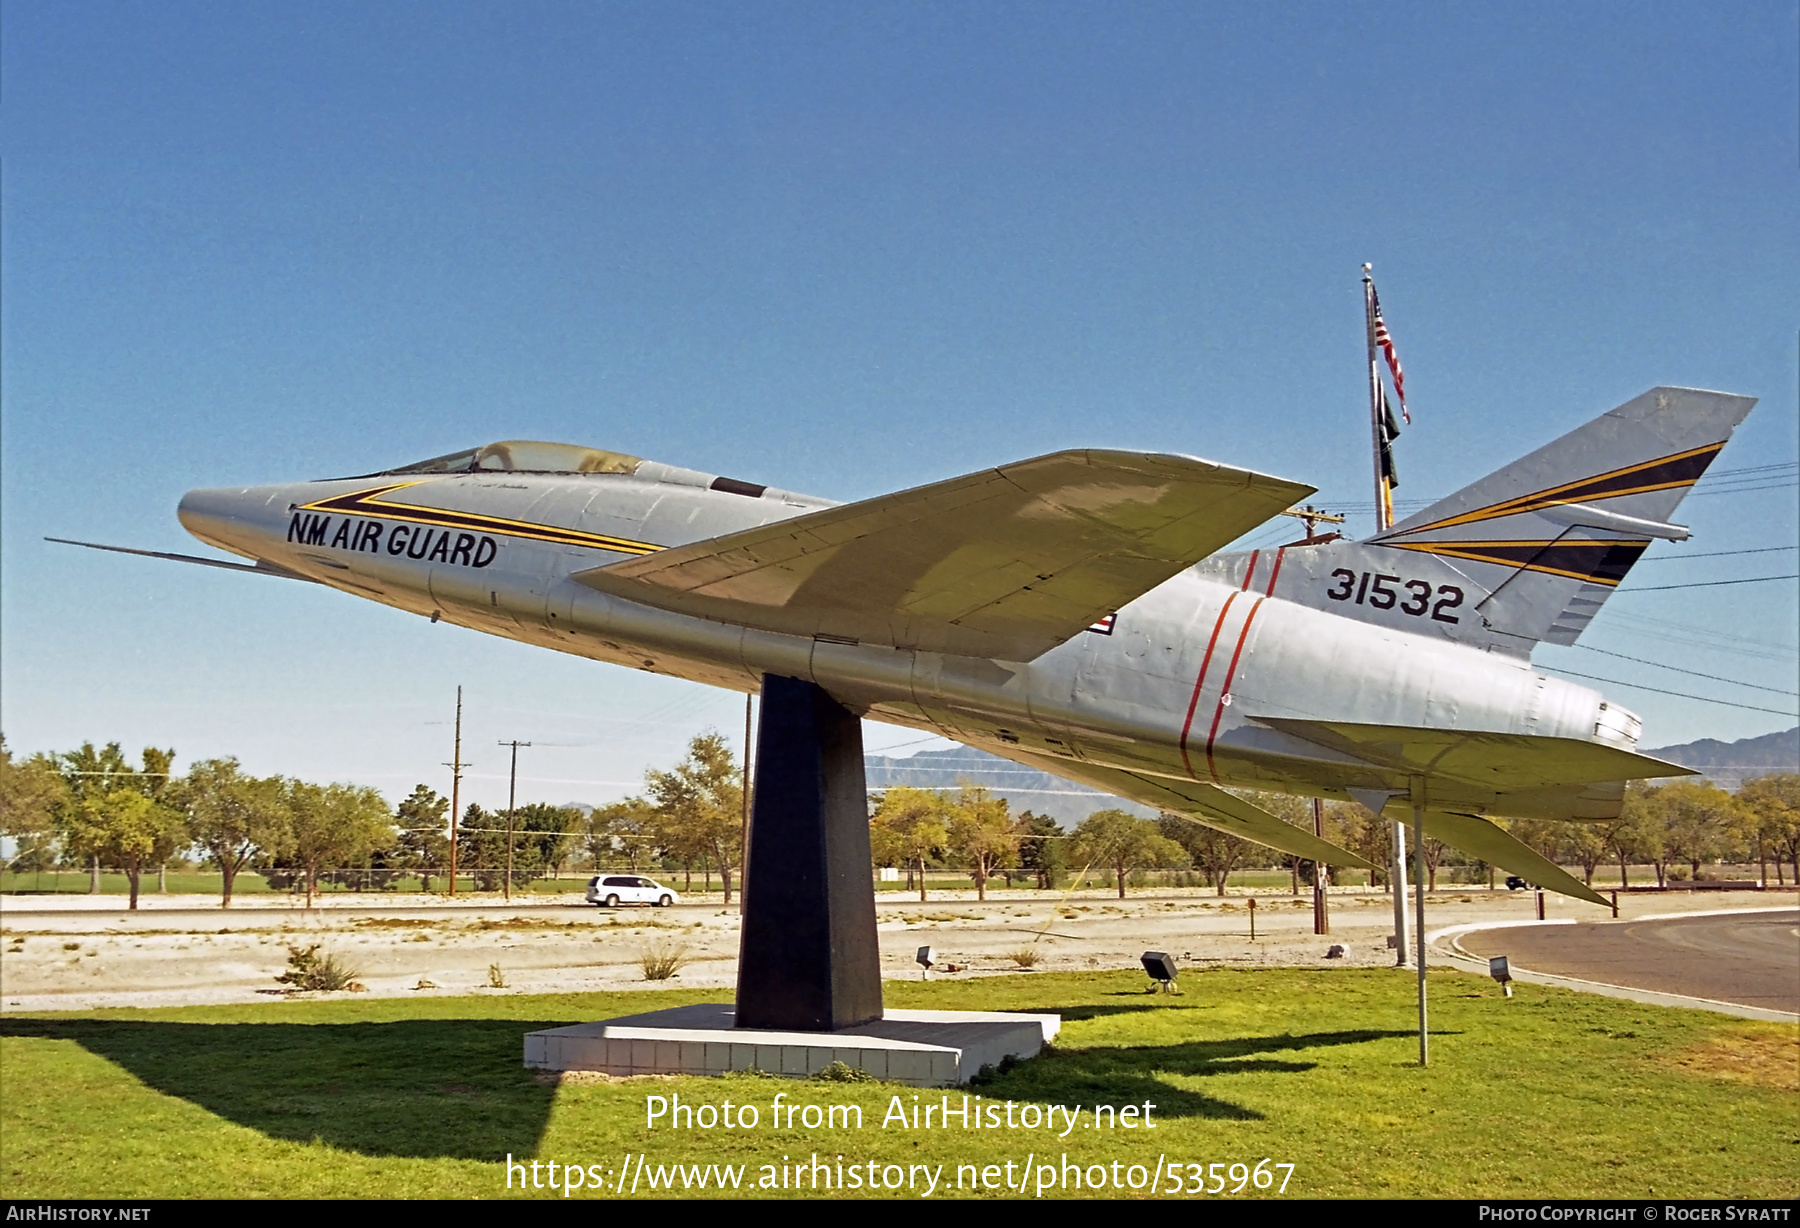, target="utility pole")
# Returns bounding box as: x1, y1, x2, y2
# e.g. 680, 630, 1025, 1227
1279, 504, 1347, 547
740, 691, 755, 916
499, 739, 532, 902
1312, 796, 1330, 935
444, 687, 466, 898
